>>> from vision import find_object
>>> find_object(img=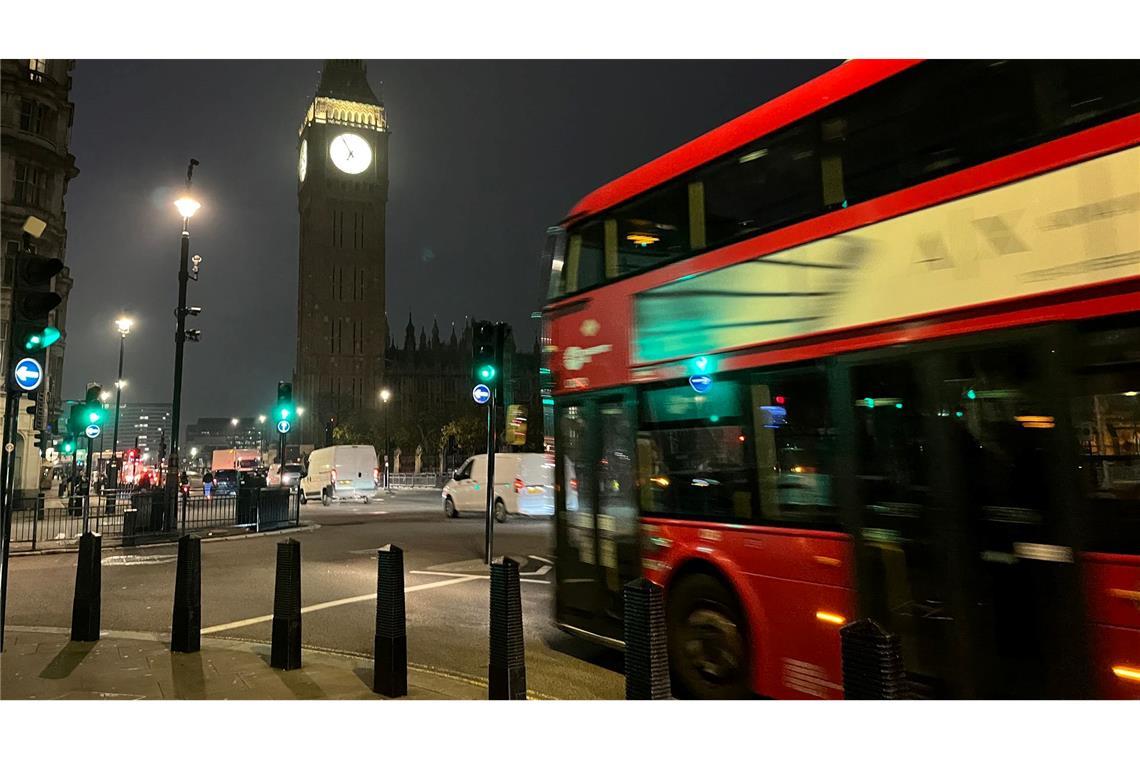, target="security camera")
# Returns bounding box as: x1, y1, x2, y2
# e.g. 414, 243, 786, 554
185, 306, 202, 317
